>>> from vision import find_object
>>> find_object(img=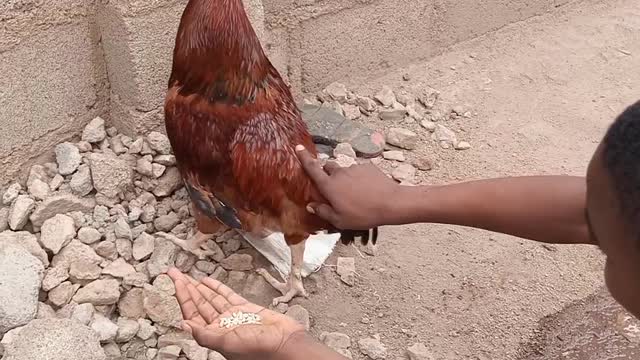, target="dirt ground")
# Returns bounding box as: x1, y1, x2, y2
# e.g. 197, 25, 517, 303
256, 0, 640, 359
